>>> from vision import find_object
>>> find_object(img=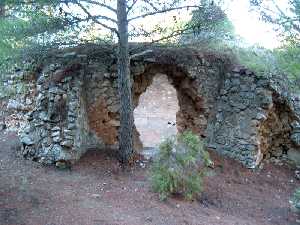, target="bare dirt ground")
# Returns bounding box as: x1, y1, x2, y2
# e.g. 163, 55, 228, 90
1, 131, 300, 225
